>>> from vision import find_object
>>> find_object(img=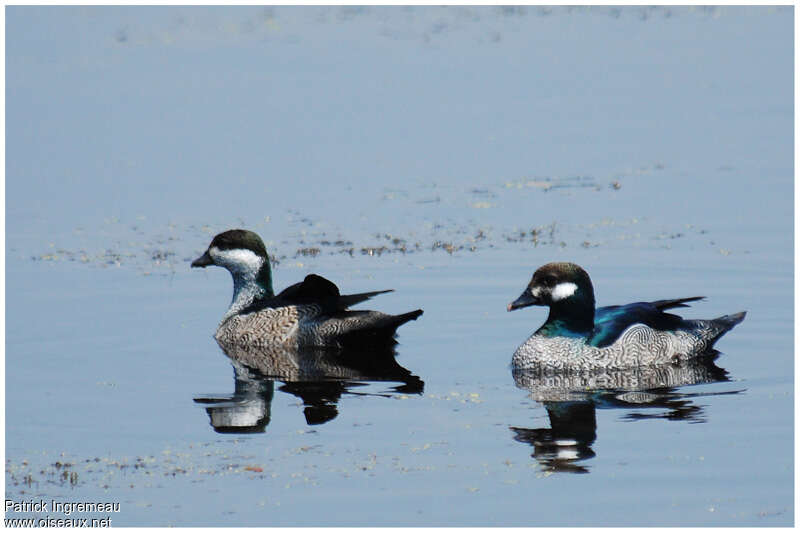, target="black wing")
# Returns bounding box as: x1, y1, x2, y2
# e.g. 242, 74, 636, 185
242, 274, 393, 315
648, 296, 705, 311
337, 289, 394, 310
589, 298, 702, 348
